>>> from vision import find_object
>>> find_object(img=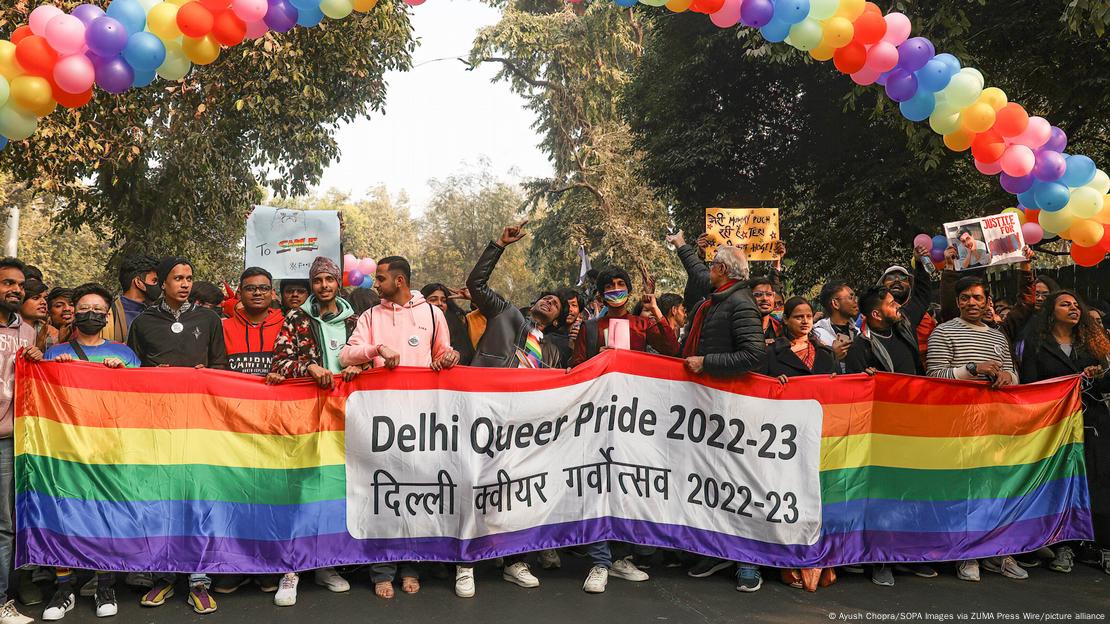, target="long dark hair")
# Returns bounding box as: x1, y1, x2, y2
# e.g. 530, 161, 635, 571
1035, 290, 1110, 362
420, 283, 466, 318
